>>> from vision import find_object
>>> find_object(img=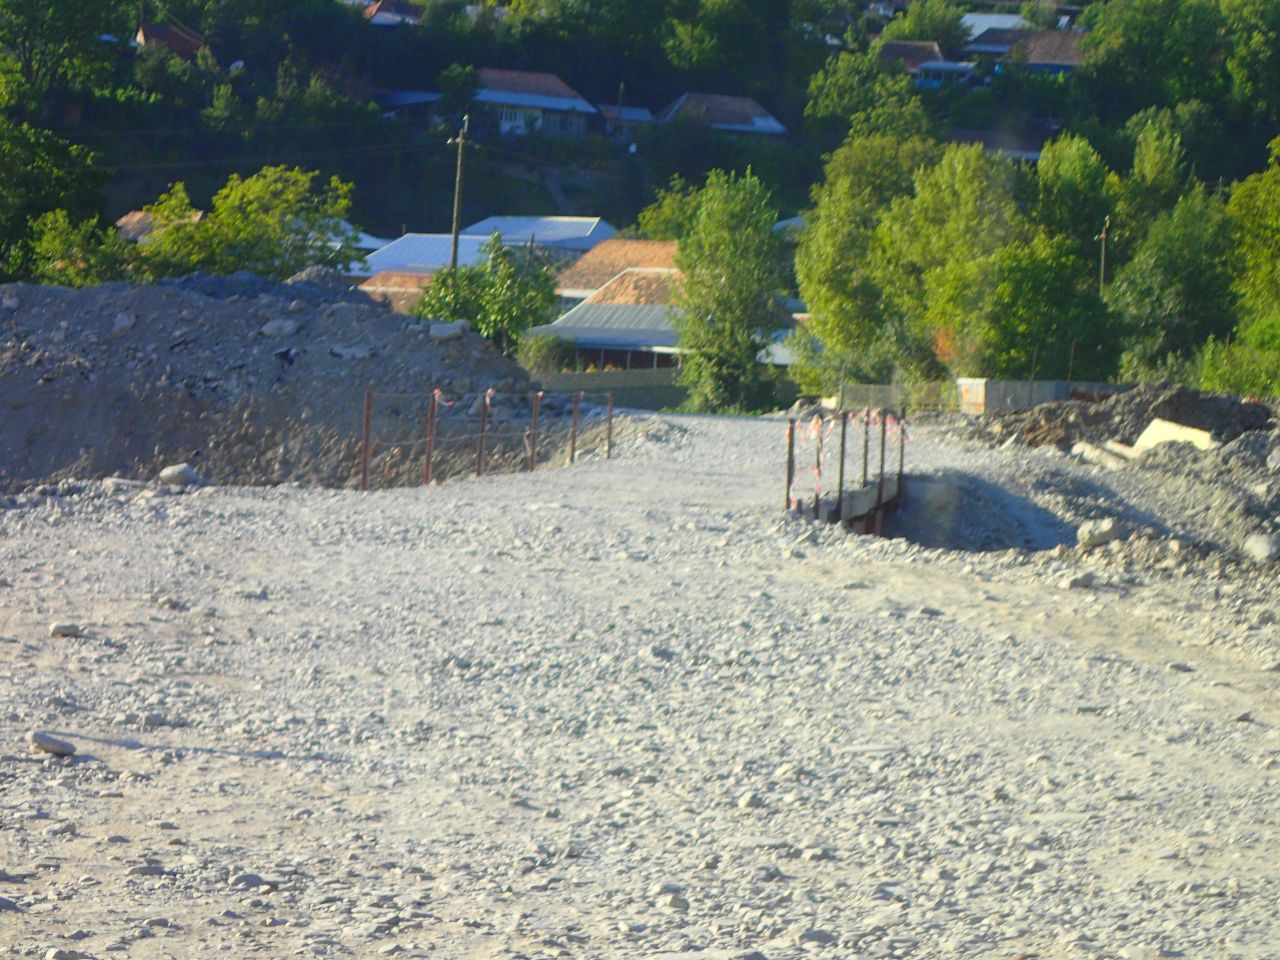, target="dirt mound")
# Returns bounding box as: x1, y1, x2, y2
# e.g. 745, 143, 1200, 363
0, 276, 547, 489
981, 383, 1275, 450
